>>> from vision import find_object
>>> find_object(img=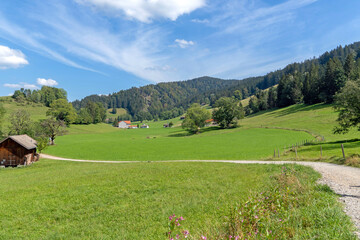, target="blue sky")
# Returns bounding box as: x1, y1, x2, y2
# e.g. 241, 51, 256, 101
1, 0, 360, 101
